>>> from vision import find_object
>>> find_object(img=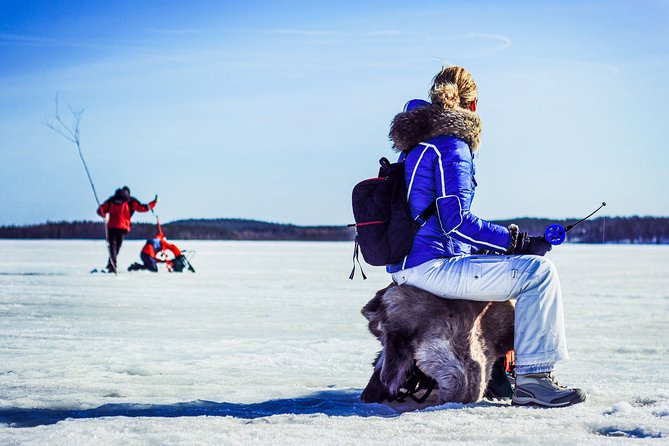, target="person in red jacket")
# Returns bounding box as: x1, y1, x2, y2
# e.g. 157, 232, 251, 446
96, 186, 157, 272
128, 233, 183, 272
